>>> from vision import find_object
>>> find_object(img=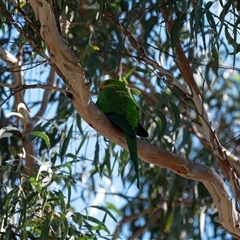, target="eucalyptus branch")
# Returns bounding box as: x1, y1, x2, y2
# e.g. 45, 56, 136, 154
163, 1, 240, 203
160, 0, 240, 224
